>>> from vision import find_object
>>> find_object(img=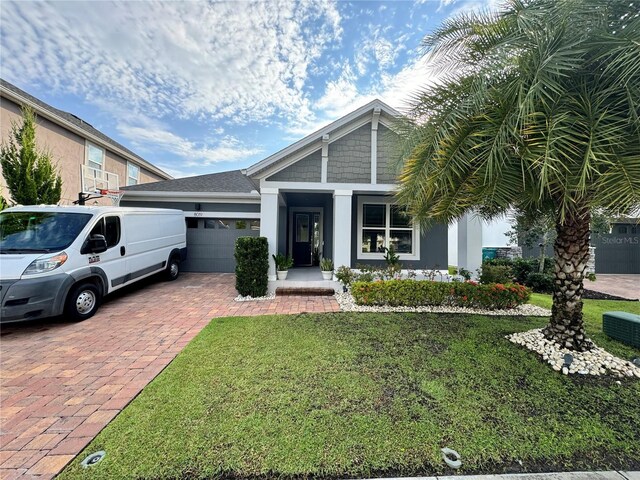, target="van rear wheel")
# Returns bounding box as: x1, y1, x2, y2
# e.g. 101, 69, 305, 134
65, 282, 101, 321
165, 256, 180, 281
